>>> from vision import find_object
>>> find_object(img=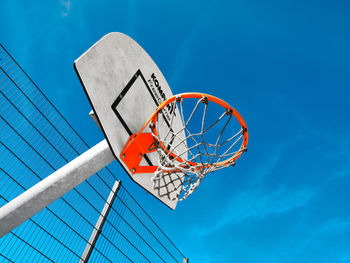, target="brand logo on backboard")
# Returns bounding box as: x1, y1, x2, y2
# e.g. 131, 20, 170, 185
147, 73, 176, 122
